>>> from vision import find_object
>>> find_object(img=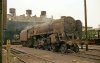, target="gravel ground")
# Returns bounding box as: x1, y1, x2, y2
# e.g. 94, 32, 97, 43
9, 45, 100, 63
